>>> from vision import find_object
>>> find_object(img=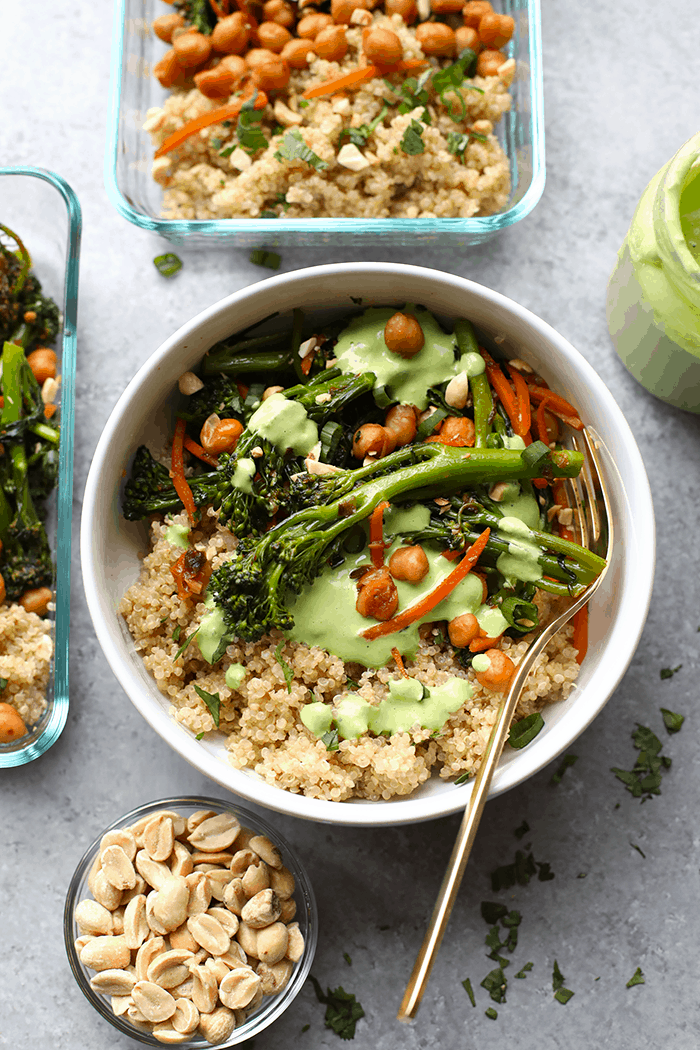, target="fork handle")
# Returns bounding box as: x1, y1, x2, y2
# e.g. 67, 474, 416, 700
396, 654, 542, 1022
